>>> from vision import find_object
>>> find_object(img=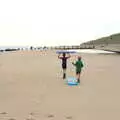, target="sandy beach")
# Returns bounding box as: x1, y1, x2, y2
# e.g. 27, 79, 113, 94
0, 50, 120, 120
